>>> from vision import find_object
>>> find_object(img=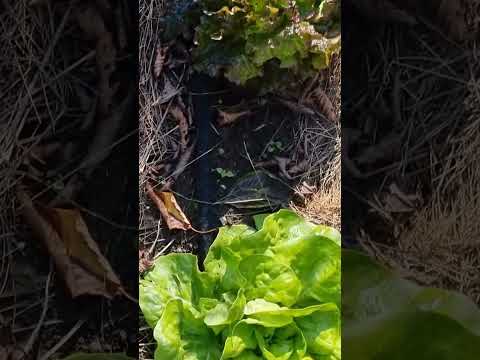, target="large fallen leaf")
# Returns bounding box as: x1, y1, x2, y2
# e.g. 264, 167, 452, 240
146, 183, 191, 230
18, 190, 122, 298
